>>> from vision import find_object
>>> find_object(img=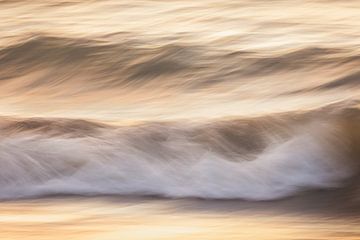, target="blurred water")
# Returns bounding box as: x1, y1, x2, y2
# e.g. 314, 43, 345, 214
1, 197, 360, 240
0, 1, 360, 239
0, 0, 359, 120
